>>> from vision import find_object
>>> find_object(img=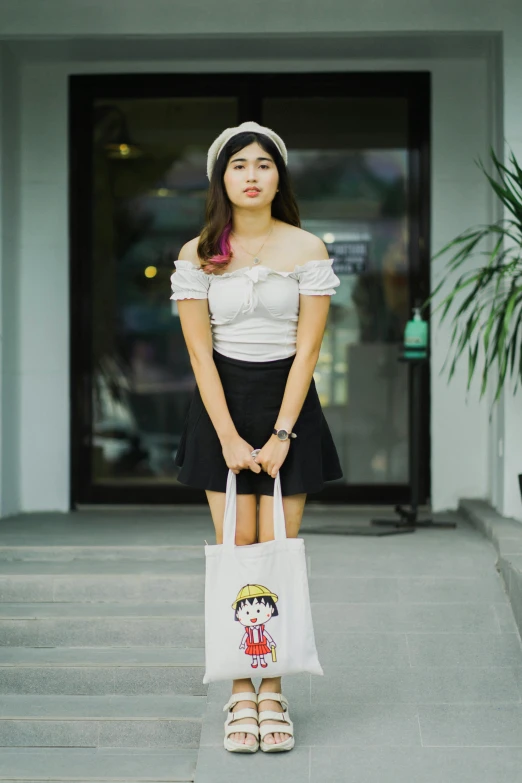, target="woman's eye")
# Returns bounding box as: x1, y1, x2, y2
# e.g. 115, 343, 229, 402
233, 164, 270, 170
